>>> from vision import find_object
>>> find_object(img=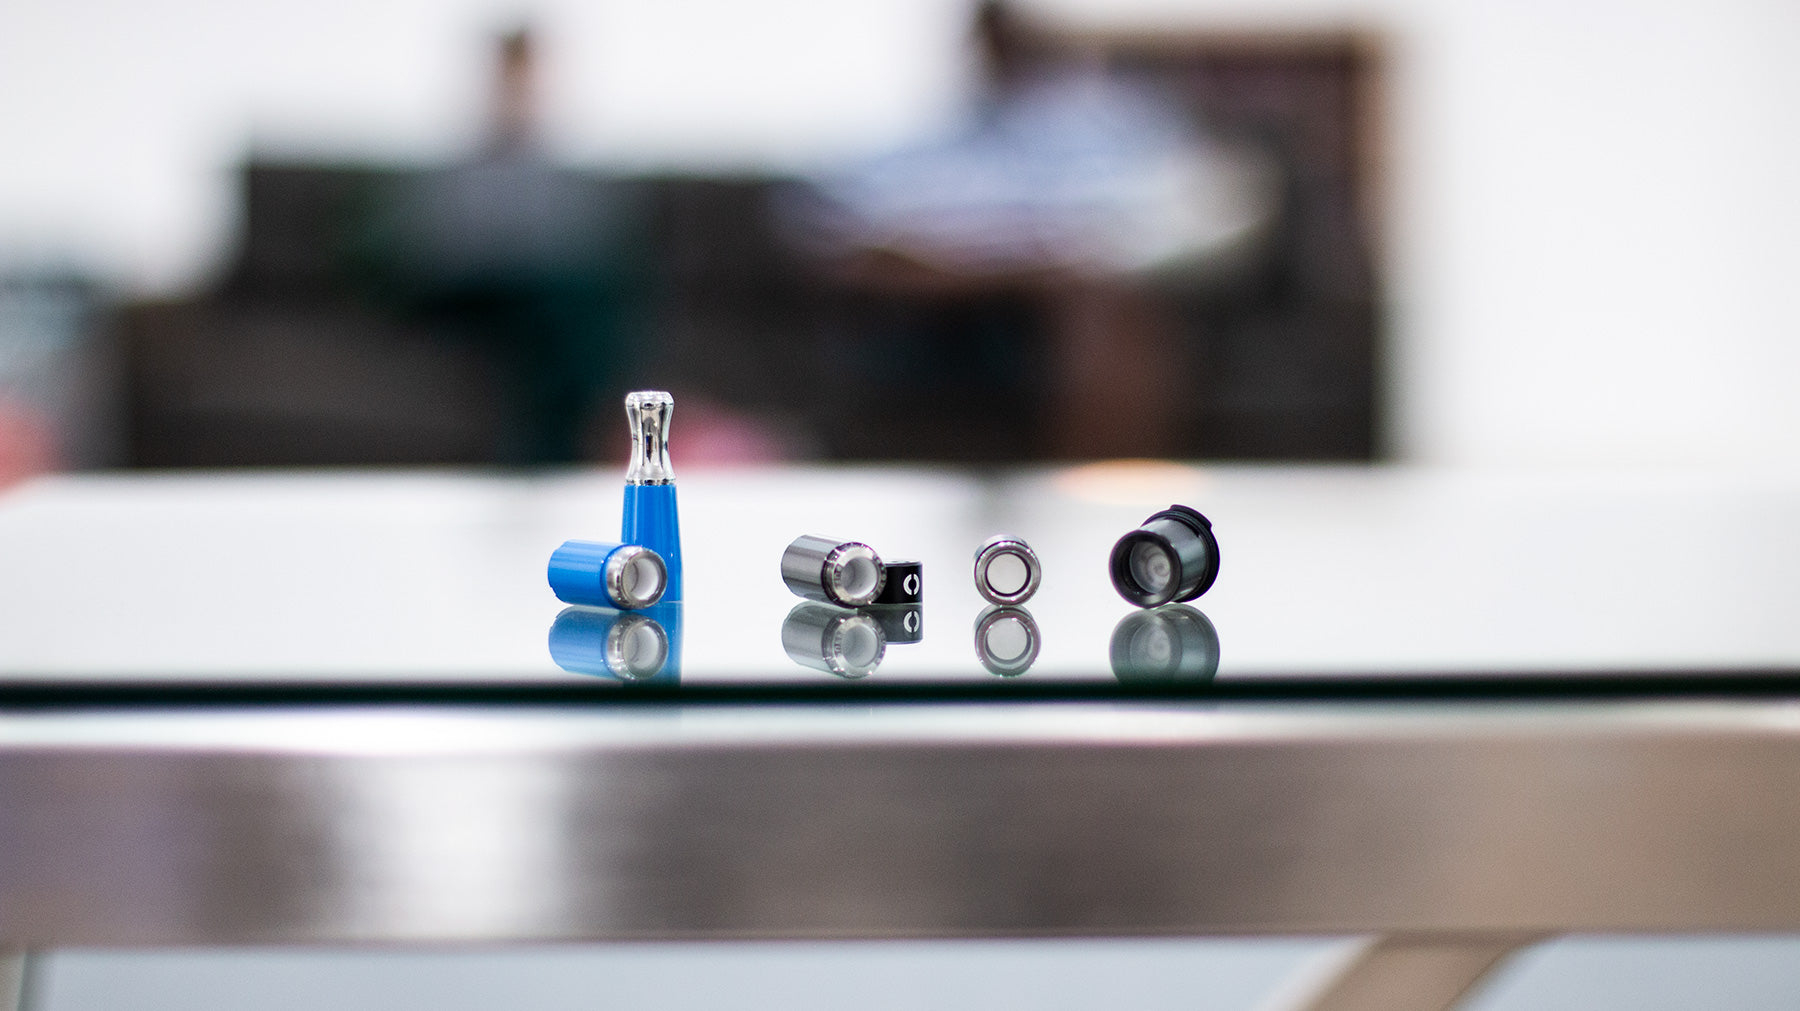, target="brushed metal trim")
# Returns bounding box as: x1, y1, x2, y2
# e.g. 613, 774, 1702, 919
4, 701, 1800, 945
